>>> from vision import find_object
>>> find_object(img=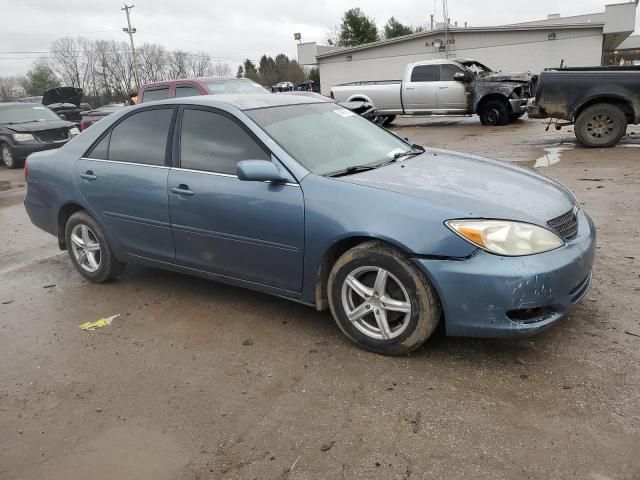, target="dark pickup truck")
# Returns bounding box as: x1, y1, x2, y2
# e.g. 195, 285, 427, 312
528, 66, 640, 147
